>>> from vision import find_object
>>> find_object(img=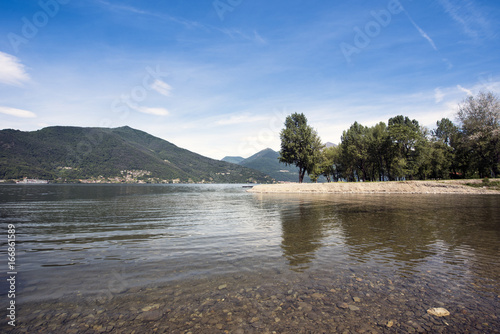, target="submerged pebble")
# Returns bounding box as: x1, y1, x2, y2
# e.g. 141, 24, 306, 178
427, 307, 450, 317
7, 269, 496, 334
